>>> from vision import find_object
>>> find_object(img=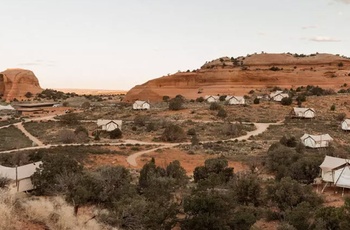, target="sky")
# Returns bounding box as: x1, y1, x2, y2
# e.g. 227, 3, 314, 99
0, 0, 349, 90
